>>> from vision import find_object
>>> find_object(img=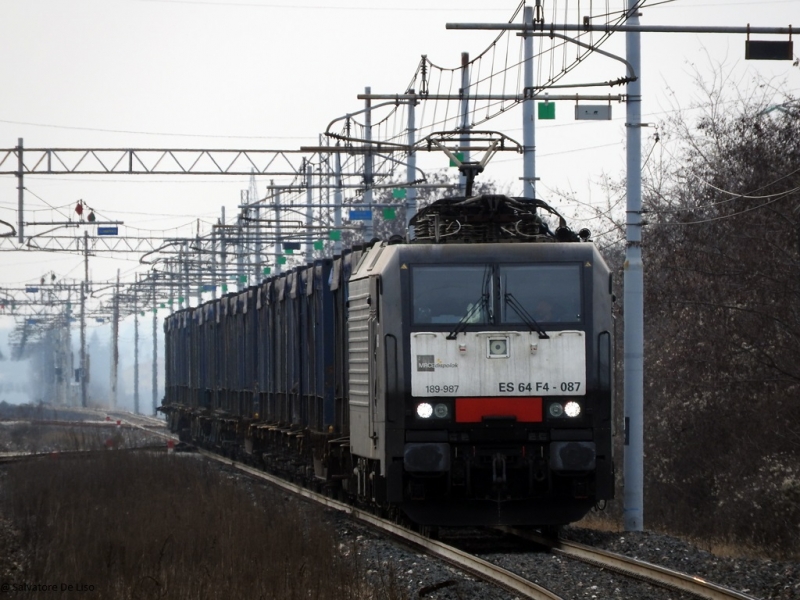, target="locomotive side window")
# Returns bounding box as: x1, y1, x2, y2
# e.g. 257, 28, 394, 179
412, 265, 491, 324
500, 264, 582, 323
